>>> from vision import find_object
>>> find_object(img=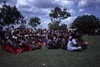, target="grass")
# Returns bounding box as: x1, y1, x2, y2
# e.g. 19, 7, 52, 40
0, 36, 100, 67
